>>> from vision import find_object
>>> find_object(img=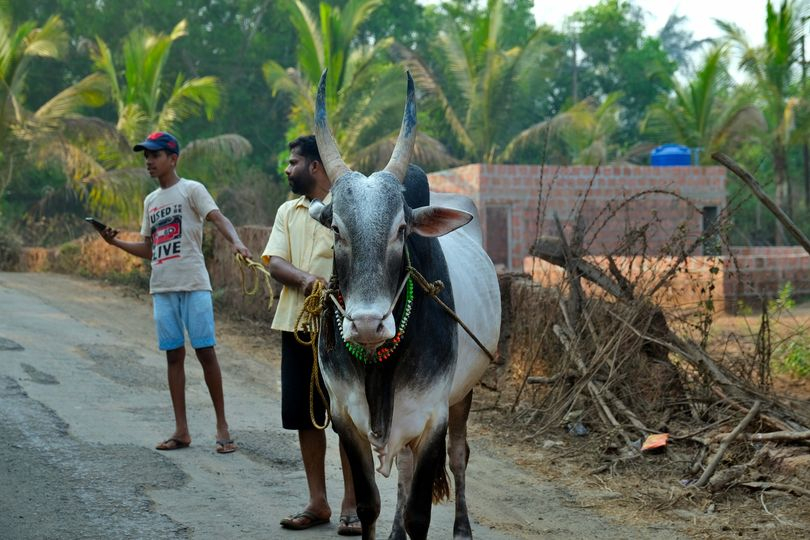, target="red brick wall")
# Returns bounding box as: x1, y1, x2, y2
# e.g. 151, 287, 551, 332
523, 254, 725, 311
523, 246, 810, 314
723, 246, 810, 312
429, 165, 727, 269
